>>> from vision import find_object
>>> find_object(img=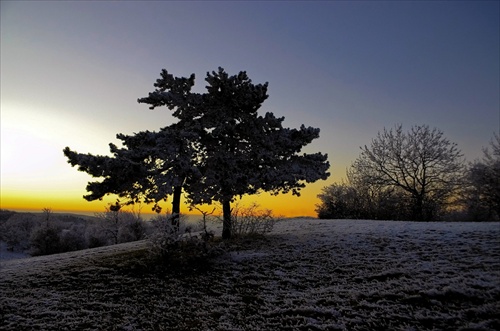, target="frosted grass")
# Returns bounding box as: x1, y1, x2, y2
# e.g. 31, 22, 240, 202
1, 219, 499, 330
